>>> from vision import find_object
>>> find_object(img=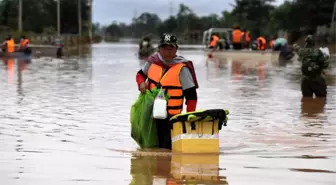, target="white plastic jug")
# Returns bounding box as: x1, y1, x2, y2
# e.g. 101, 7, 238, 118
153, 96, 167, 119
